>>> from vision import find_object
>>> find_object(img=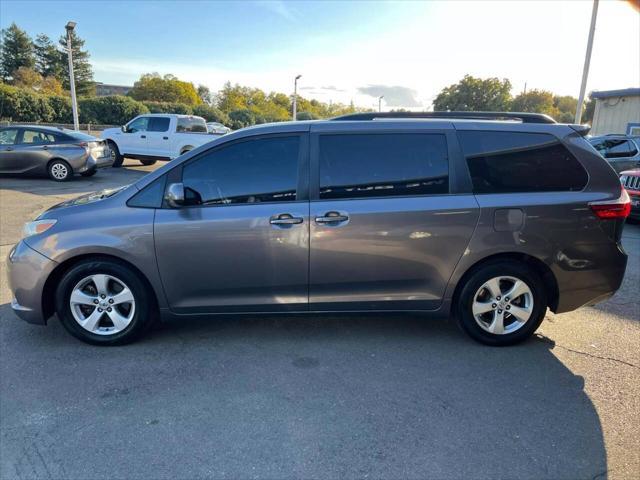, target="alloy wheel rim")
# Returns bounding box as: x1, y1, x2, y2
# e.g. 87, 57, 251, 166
472, 276, 533, 335
69, 274, 136, 335
51, 163, 68, 179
